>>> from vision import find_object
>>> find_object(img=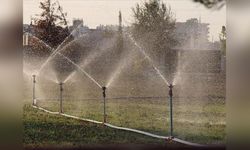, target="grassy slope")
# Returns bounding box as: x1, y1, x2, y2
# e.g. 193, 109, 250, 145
23, 104, 167, 148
